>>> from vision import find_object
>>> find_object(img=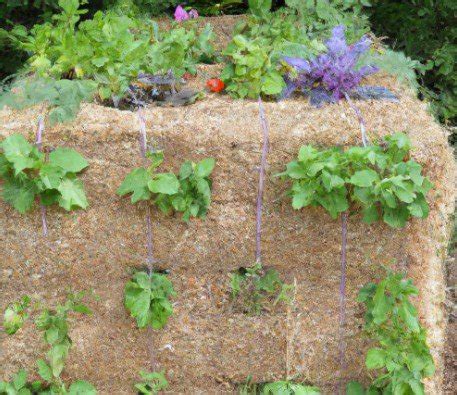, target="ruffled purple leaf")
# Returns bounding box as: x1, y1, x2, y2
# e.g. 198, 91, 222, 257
283, 56, 311, 73
309, 88, 336, 107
